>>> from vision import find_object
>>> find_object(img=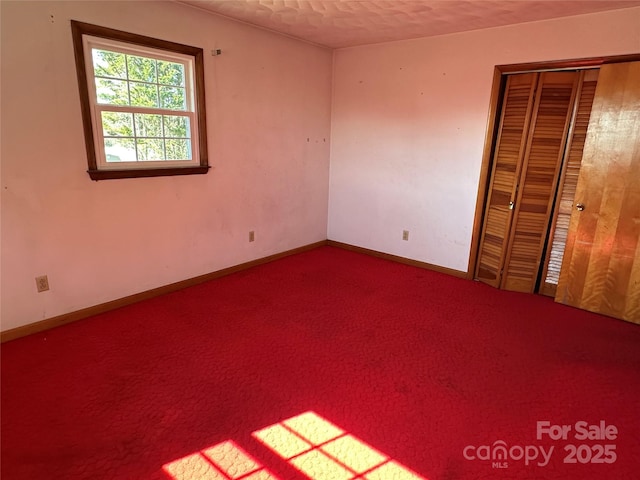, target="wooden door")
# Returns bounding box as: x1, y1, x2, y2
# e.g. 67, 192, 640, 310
556, 61, 640, 323
500, 71, 578, 292
475, 73, 537, 287
475, 71, 579, 291
539, 70, 600, 296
